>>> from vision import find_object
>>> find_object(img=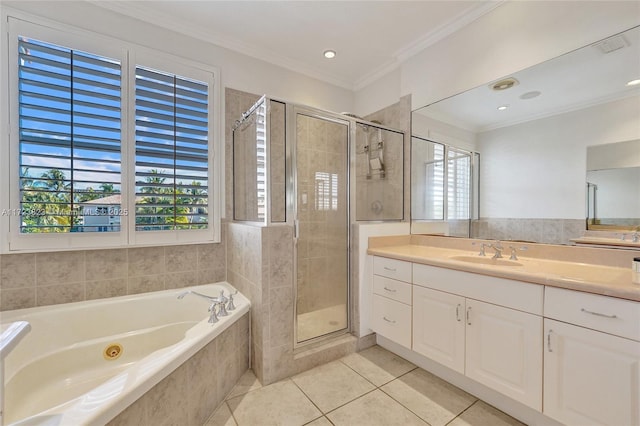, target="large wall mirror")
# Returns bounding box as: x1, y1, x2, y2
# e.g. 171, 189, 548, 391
412, 25, 640, 245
